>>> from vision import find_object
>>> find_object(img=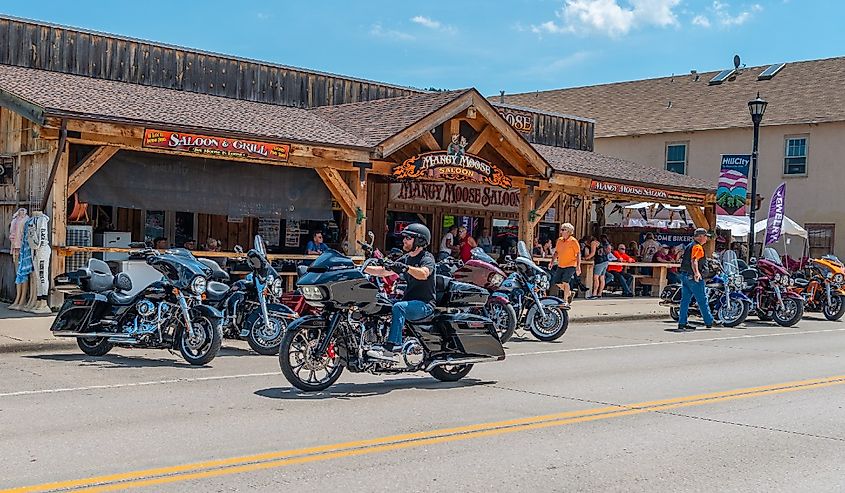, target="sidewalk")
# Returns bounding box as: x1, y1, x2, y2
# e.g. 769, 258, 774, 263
0, 297, 668, 354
